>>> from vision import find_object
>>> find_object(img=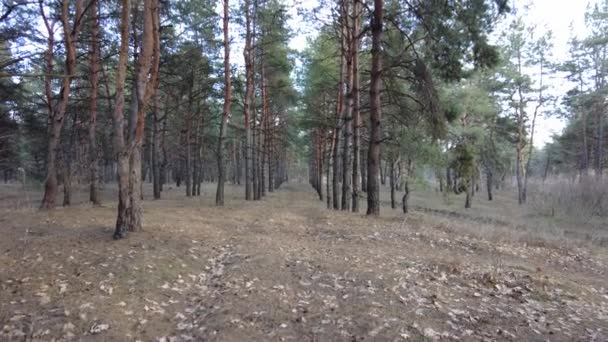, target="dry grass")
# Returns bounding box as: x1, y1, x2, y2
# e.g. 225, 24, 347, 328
0, 182, 607, 341
382, 179, 608, 248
